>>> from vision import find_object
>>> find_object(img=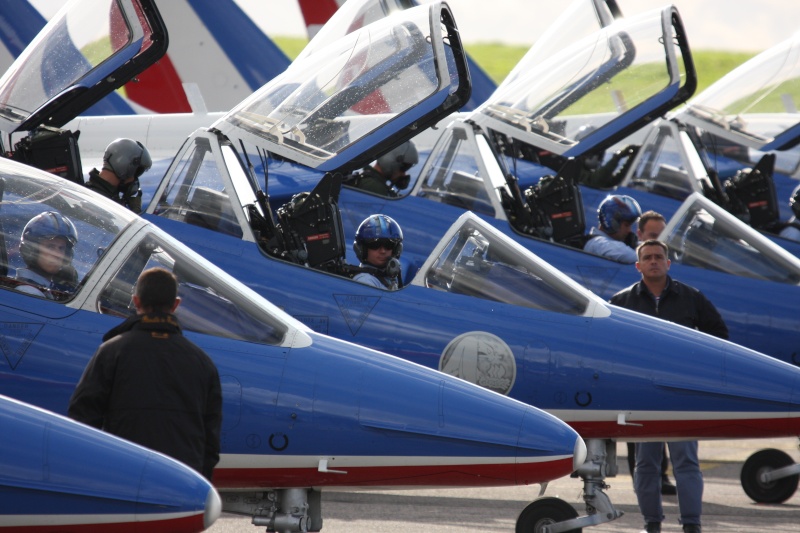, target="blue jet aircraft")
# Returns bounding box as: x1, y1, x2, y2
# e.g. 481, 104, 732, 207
0, 1, 587, 531
6, 0, 800, 530
275, 6, 800, 507
0, 394, 221, 532
249, 5, 800, 367
123, 6, 800, 530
